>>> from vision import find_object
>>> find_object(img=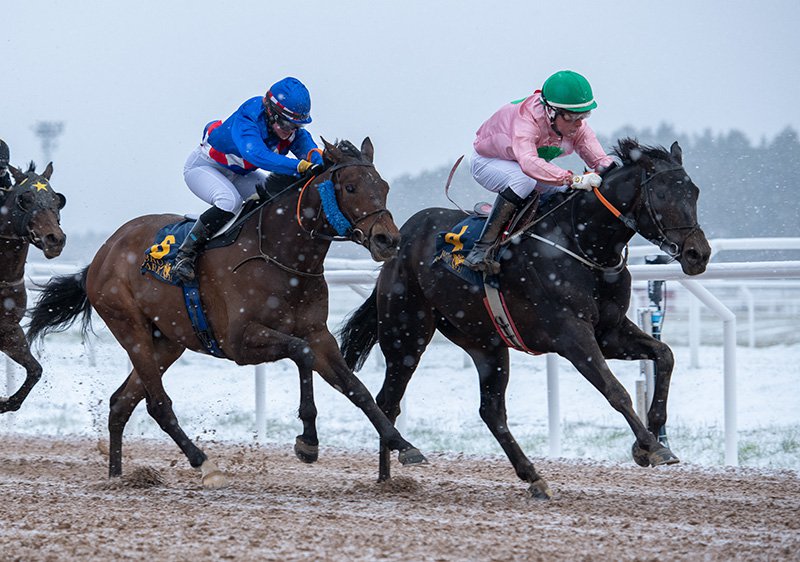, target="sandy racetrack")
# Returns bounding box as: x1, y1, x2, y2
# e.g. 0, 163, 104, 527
1, 434, 798, 561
